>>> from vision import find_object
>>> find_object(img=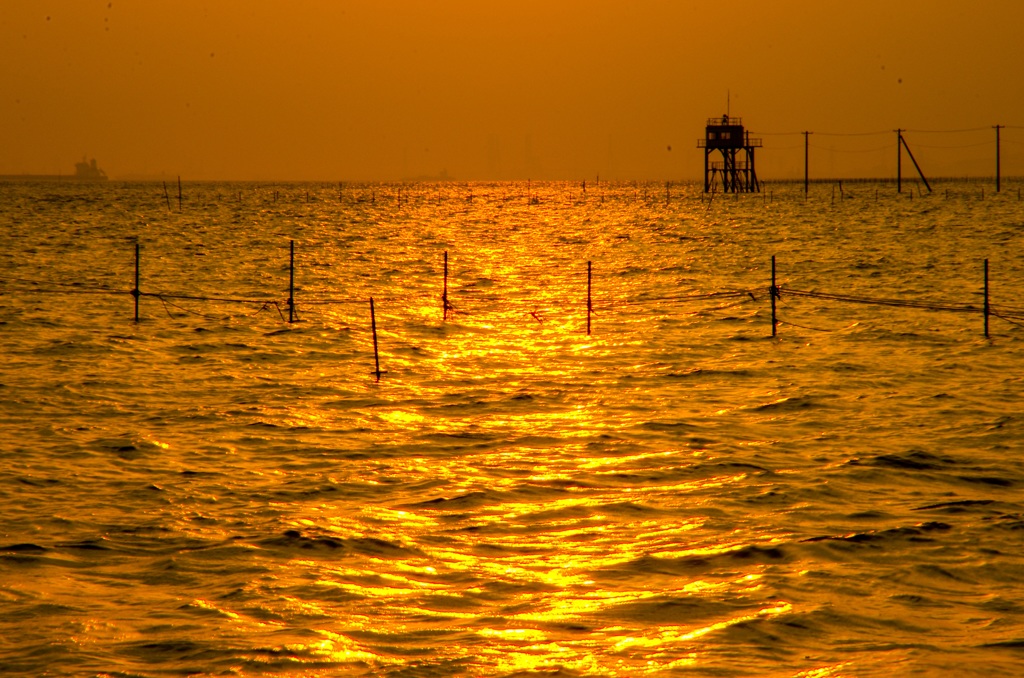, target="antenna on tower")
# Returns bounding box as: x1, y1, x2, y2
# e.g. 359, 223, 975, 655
727, 90, 730, 117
